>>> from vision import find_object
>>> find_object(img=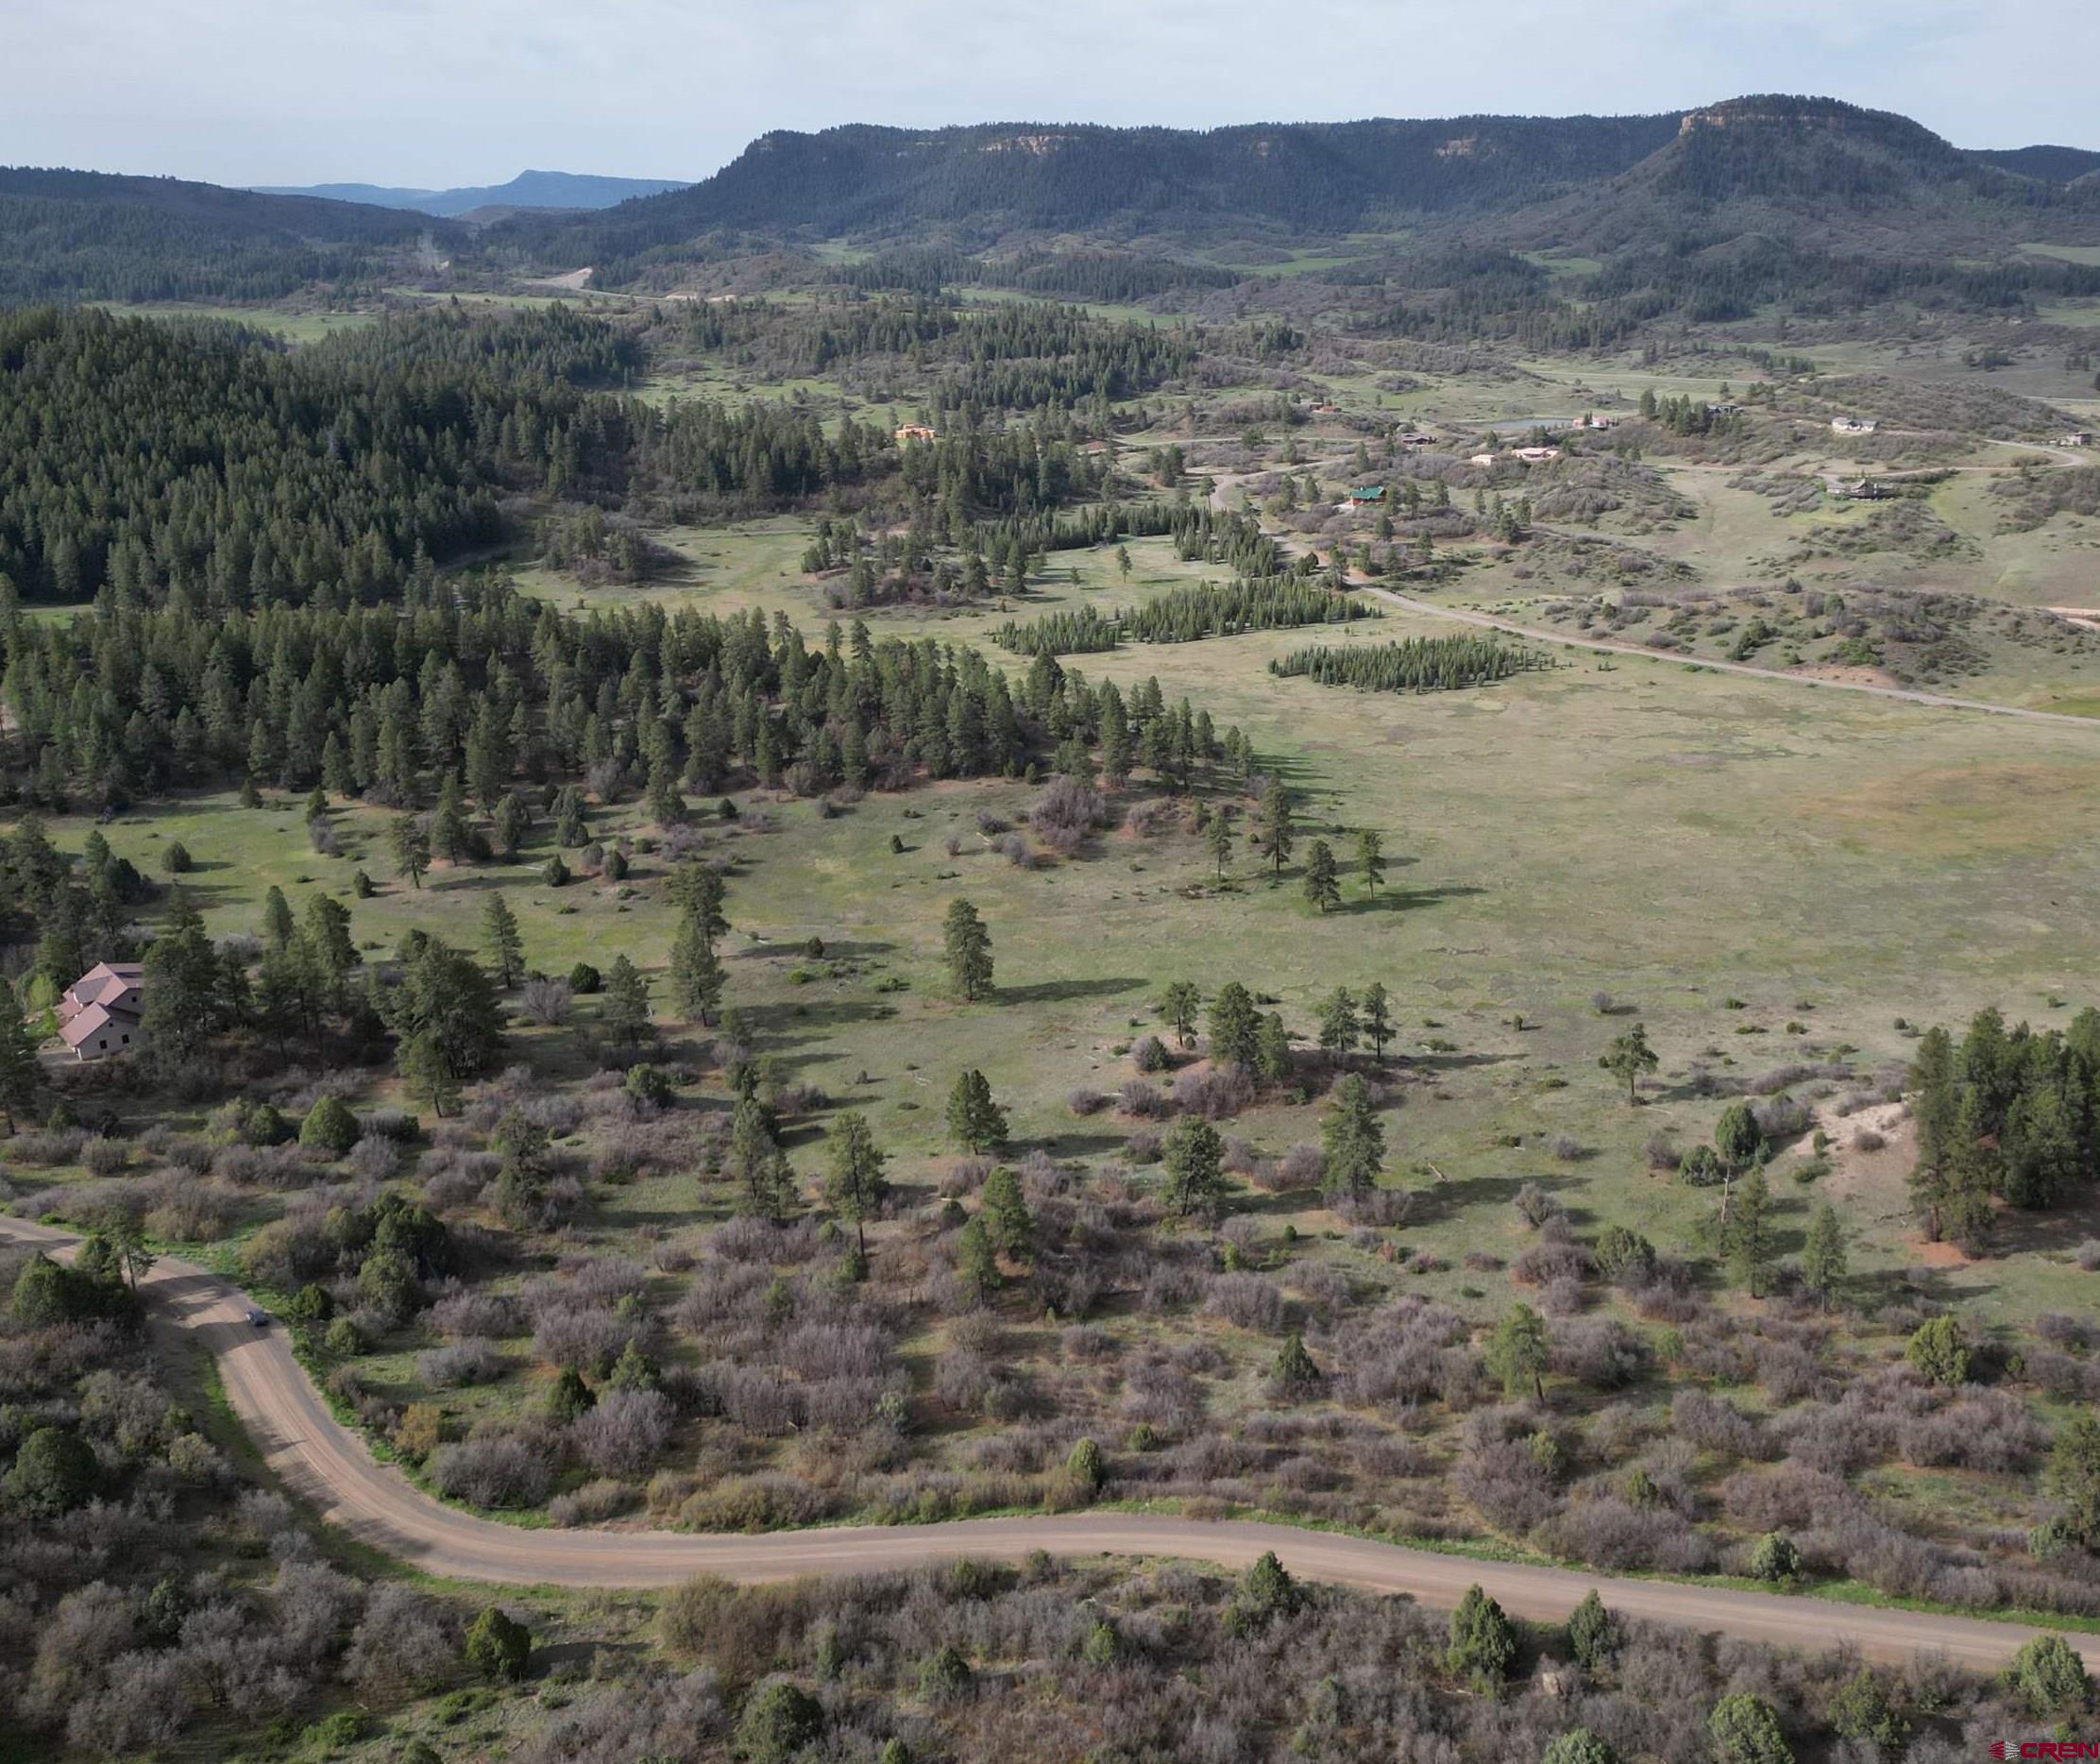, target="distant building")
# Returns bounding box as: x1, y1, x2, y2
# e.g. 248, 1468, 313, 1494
57, 961, 144, 1062
1571, 414, 1617, 430
1831, 416, 1877, 436
2061, 431, 2093, 448
1346, 484, 1387, 504
893, 424, 938, 444
1512, 446, 1560, 463
1395, 432, 1439, 449
1468, 452, 1499, 467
